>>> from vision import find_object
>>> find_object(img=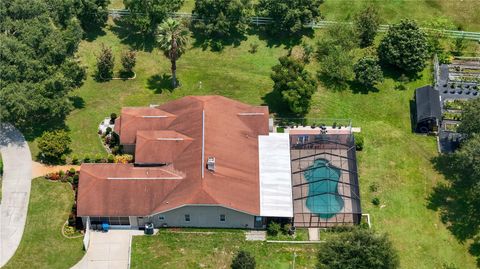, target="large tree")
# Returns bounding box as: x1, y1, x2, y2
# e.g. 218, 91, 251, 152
317, 229, 399, 269
256, 0, 323, 35
271, 56, 318, 115
124, 0, 184, 35
156, 19, 190, 88
192, 0, 252, 39
0, 0, 86, 131
75, 0, 110, 30
354, 5, 380, 48
457, 97, 480, 138
354, 56, 384, 88
377, 20, 429, 74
